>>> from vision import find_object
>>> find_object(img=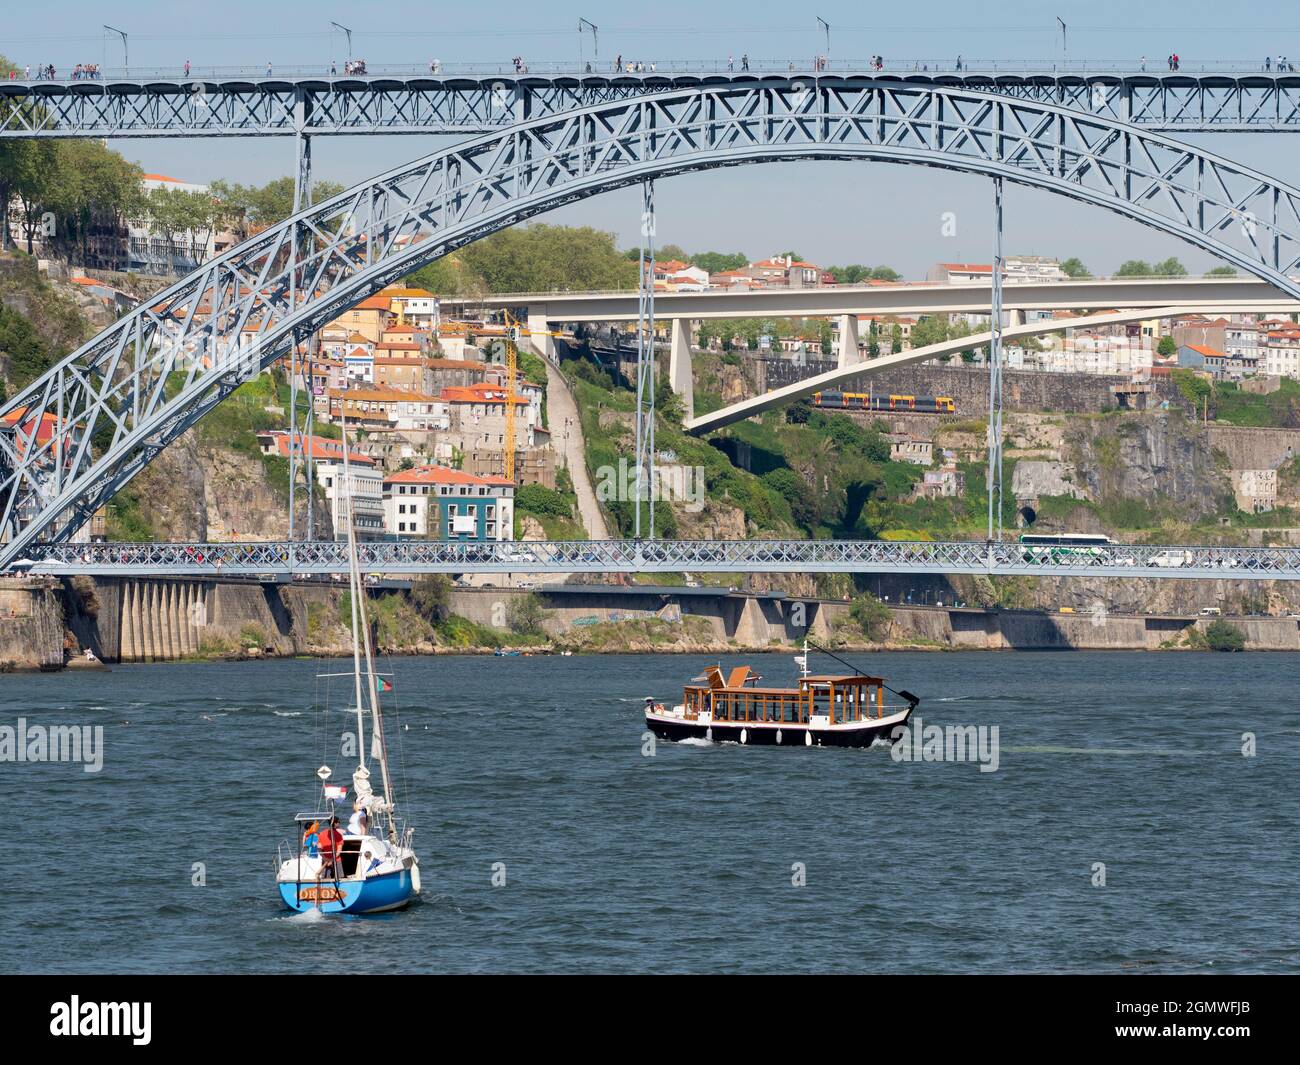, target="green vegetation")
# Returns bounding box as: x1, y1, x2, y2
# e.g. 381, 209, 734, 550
407, 224, 638, 295
410, 574, 452, 623
1204, 619, 1246, 652
208, 176, 346, 237
506, 593, 551, 635
1116, 257, 1188, 277
1060, 257, 1091, 278
849, 593, 893, 641
1172, 369, 1300, 428
105, 486, 155, 541
824, 264, 902, 284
